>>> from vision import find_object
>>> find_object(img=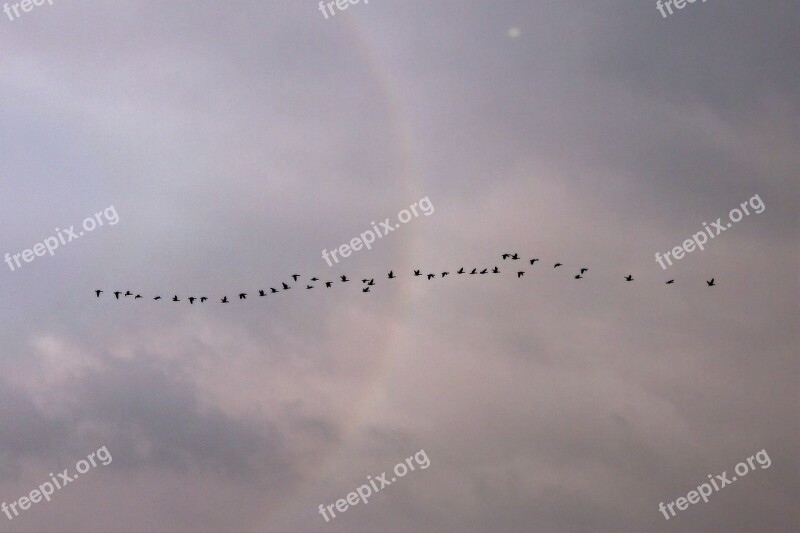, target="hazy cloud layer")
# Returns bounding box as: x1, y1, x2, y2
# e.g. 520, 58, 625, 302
0, 1, 797, 531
